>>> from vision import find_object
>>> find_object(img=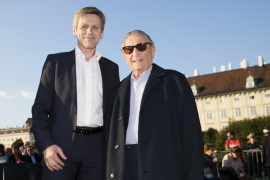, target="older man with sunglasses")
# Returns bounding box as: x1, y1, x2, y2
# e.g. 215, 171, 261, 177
104, 30, 204, 180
